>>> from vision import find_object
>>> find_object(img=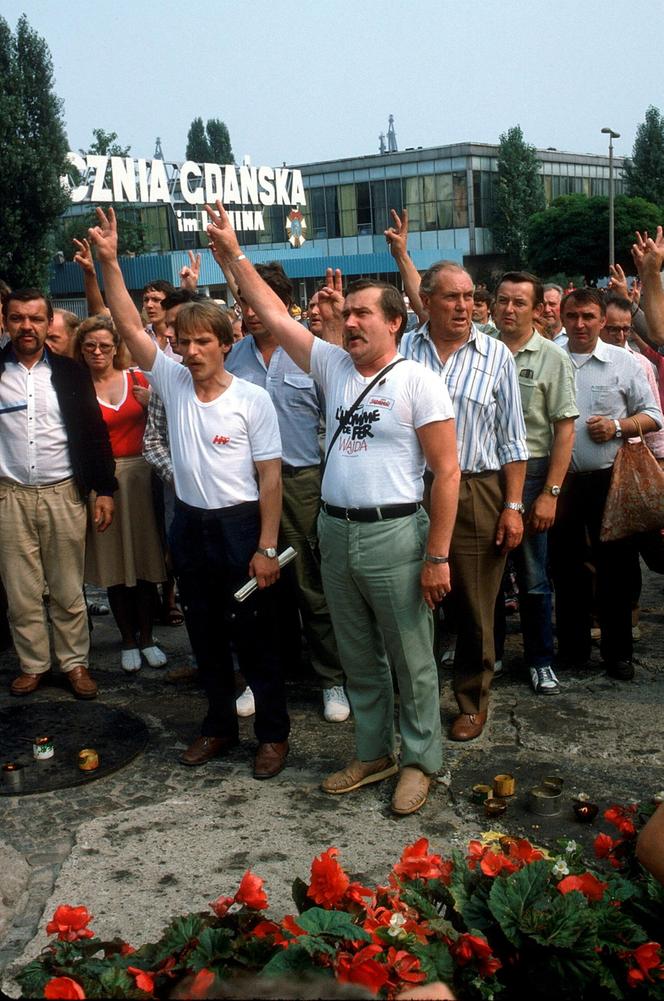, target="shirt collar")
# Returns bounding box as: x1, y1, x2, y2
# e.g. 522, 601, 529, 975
418, 321, 487, 356
565, 336, 610, 363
